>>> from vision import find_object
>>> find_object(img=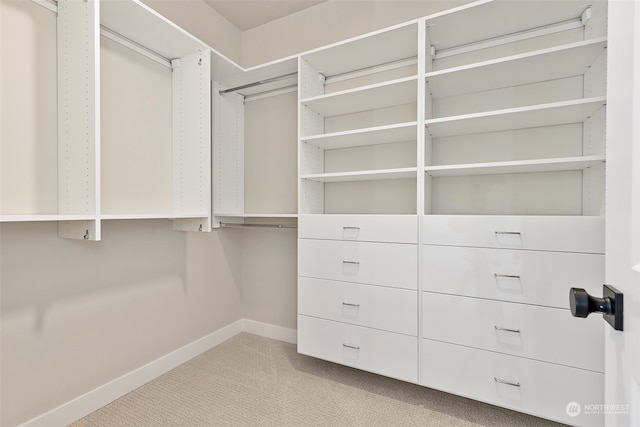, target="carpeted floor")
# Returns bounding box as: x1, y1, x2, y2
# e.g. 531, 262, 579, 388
70, 333, 566, 426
